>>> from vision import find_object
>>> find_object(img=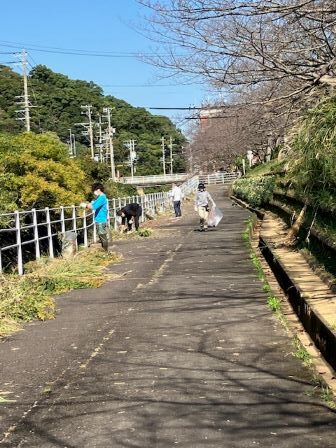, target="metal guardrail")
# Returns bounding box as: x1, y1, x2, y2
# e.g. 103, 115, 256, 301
0, 176, 199, 275
120, 173, 188, 185
199, 172, 239, 185
0, 173, 236, 275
